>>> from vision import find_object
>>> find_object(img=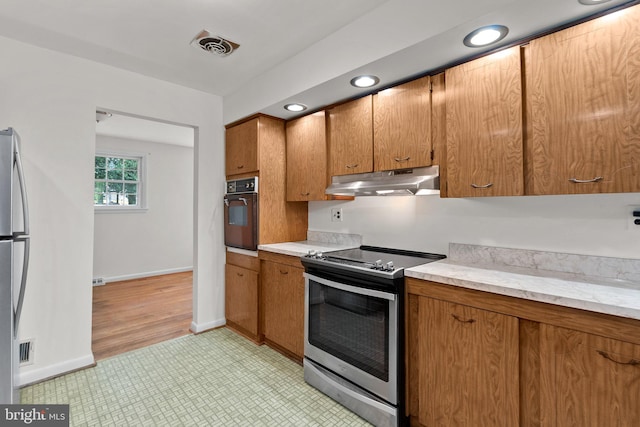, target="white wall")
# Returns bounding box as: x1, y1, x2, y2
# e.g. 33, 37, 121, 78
93, 135, 193, 281
310, 193, 640, 259
0, 35, 226, 385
